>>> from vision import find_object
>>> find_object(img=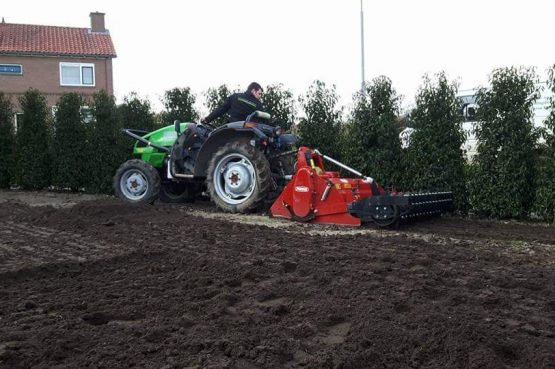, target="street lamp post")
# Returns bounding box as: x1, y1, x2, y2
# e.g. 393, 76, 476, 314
360, 0, 366, 94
